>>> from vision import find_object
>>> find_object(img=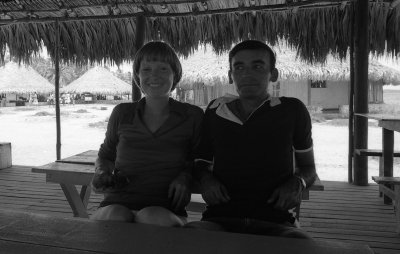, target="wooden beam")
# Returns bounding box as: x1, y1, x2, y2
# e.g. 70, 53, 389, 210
0, 0, 359, 25
353, 0, 369, 186
348, 1, 355, 183
54, 19, 61, 161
